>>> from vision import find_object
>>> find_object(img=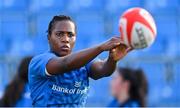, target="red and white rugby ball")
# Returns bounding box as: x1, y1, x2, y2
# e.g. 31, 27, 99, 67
119, 7, 157, 49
